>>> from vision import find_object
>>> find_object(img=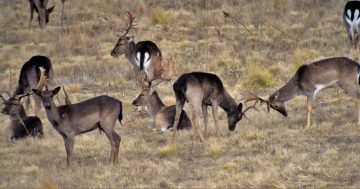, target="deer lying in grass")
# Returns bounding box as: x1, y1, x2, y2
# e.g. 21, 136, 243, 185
132, 84, 192, 131
243, 57, 360, 128
15, 55, 53, 116
111, 11, 175, 93
33, 78, 122, 166
28, 0, 55, 29
172, 72, 256, 141
0, 68, 47, 141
